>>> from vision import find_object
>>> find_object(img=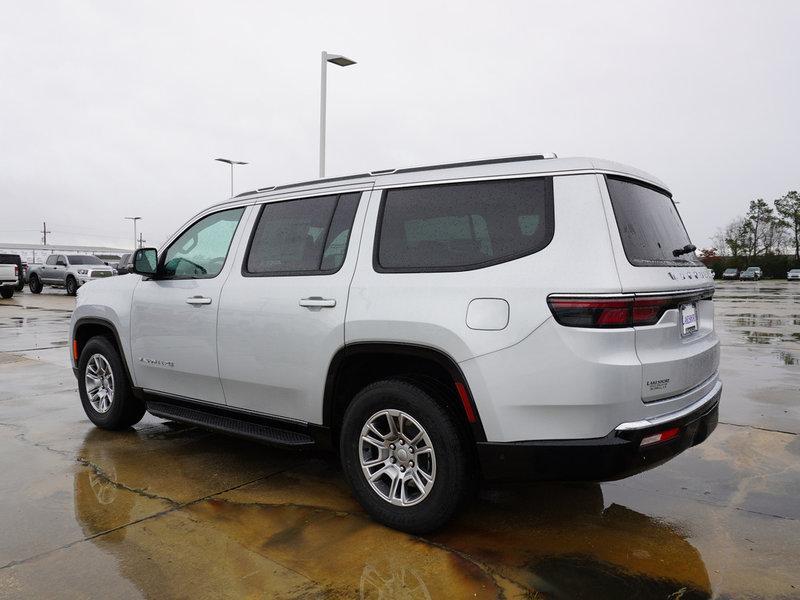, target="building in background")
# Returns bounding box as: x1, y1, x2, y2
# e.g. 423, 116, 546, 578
0, 243, 131, 265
